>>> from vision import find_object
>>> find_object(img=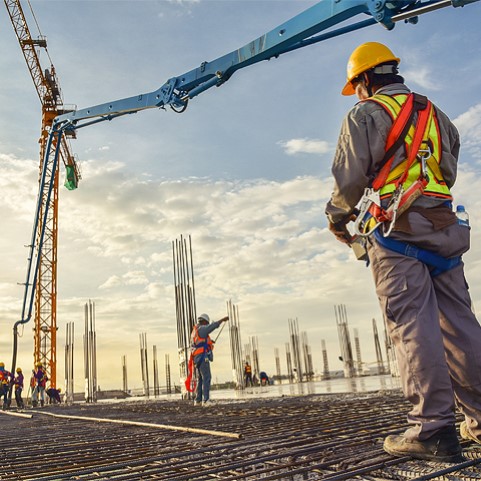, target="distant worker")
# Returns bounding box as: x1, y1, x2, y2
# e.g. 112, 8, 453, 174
46, 386, 62, 404
326, 41, 481, 462
191, 313, 229, 406
259, 371, 269, 386
0, 362, 12, 411
244, 362, 253, 388
31, 362, 48, 407
13, 367, 25, 409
